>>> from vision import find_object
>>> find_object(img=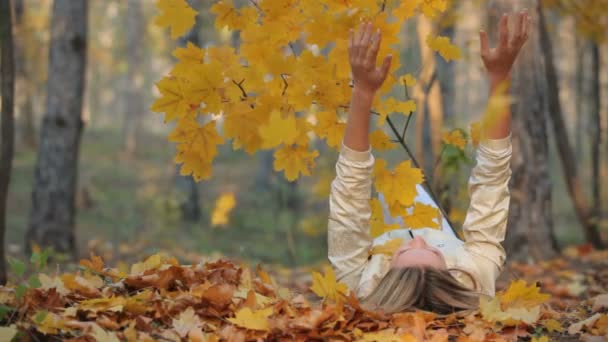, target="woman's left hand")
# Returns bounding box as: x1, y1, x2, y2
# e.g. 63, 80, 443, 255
480, 10, 530, 85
